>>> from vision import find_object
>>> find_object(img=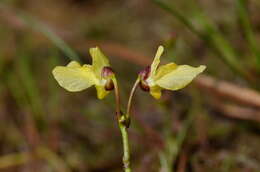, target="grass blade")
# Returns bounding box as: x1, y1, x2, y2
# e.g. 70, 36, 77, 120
152, 0, 253, 83
236, 0, 260, 70
0, 3, 81, 62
